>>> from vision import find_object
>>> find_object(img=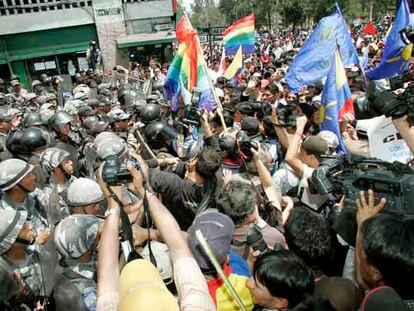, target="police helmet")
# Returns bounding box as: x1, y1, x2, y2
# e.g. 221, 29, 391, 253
51, 111, 74, 130
140, 104, 161, 124
144, 121, 178, 150
40, 147, 70, 172
0, 209, 27, 254
6, 127, 48, 156
32, 80, 42, 88
0, 159, 34, 191
23, 112, 44, 127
